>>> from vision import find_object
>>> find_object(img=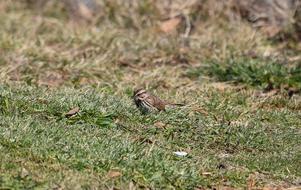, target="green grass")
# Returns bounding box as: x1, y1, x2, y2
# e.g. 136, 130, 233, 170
187, 57, 301, 91
1, 85, 300, 189
0, 1, 301, 189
